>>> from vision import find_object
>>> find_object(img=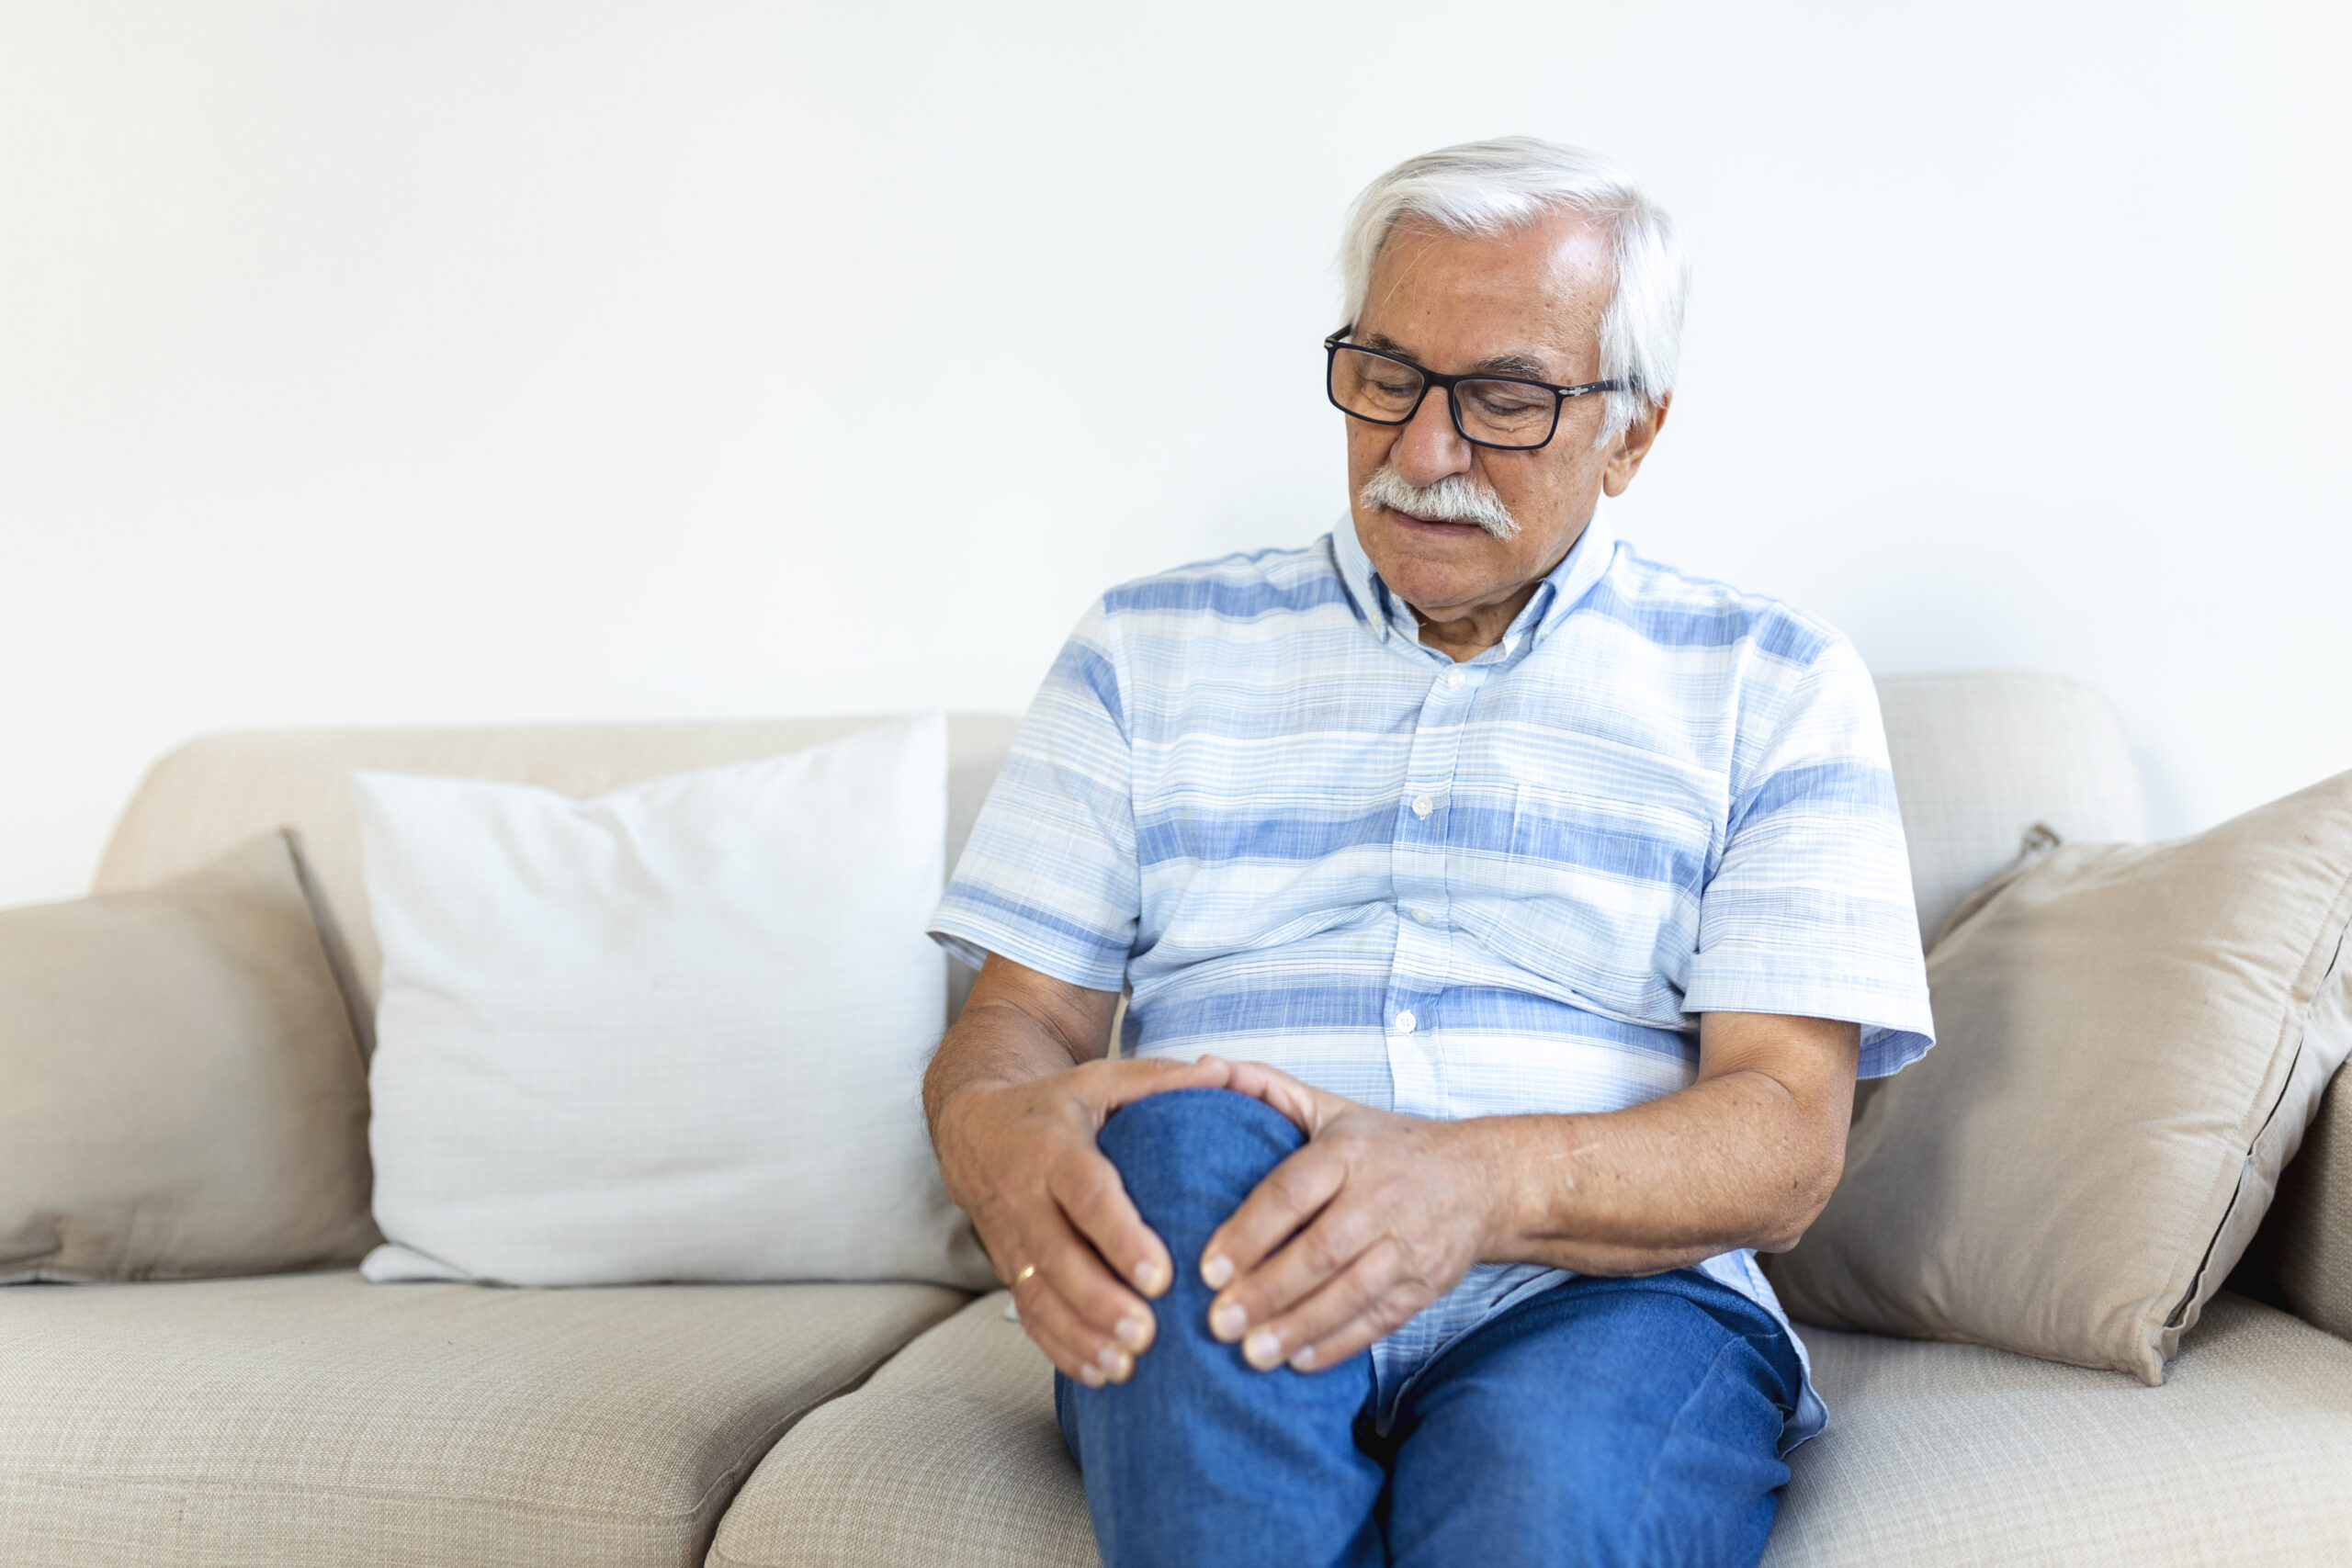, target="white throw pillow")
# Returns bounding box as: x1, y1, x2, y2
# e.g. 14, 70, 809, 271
356, 712, 991, 1289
